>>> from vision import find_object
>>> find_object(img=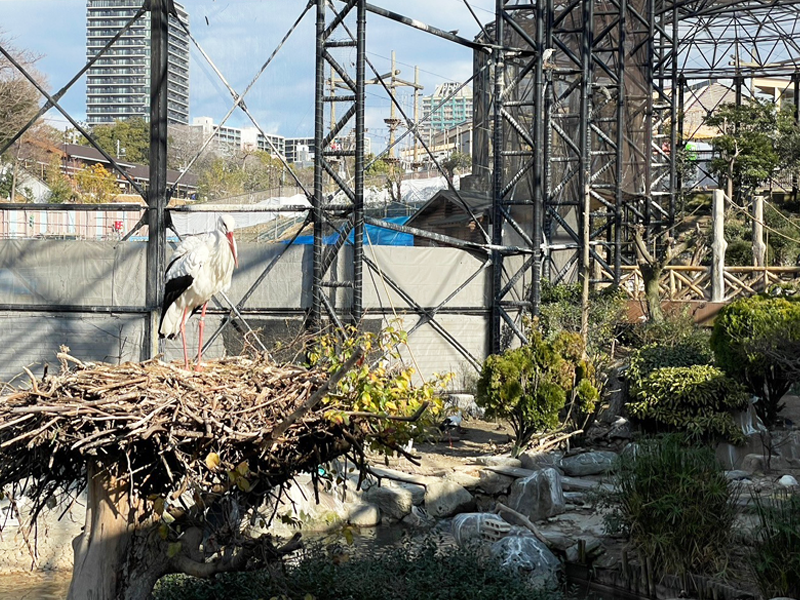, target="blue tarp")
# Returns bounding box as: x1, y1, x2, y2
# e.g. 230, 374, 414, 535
287, 216, 413, 246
